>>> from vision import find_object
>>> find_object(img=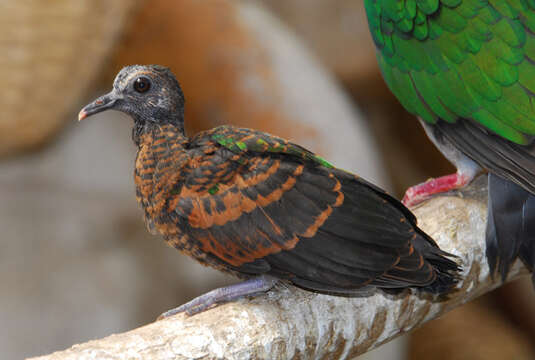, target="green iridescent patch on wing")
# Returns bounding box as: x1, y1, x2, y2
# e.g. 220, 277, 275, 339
365, 0, 535, 145
256, 138, 268, 146
208, 184, 220, 195
312, 156, 334, 169
211, 126, 337, 168
212, 133, 244, 152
